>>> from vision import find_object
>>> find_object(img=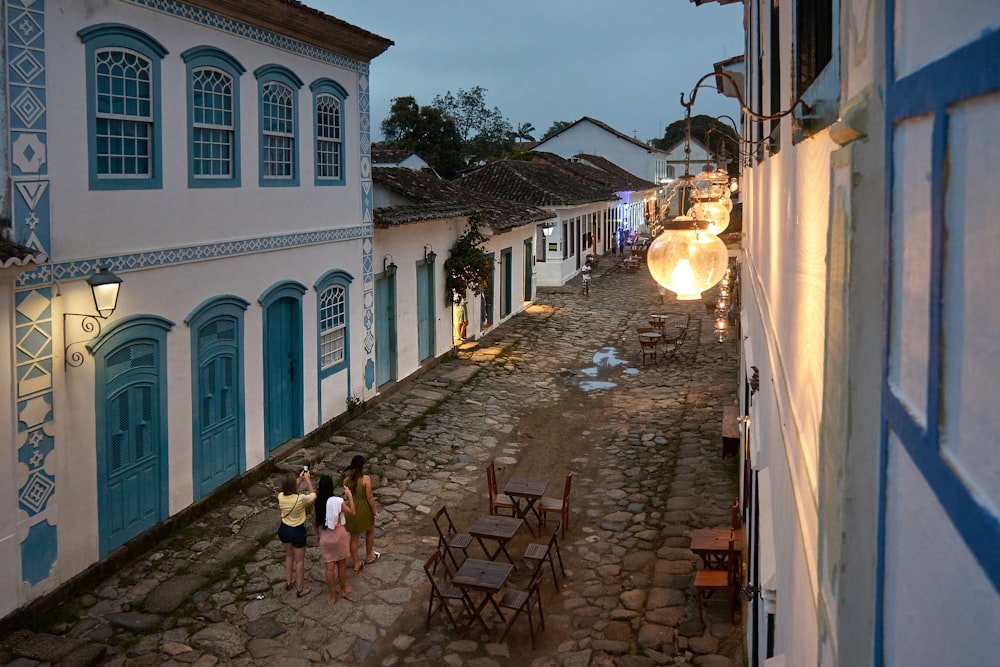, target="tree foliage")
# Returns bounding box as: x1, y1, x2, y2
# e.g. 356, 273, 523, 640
512, 122, 536, 142
444, 218, 492, 299
379, 96, 466, 178
542, 120, 573, 139
432, 87, 513, 165
654, 115, 739, 156
652, 115, 741, 173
